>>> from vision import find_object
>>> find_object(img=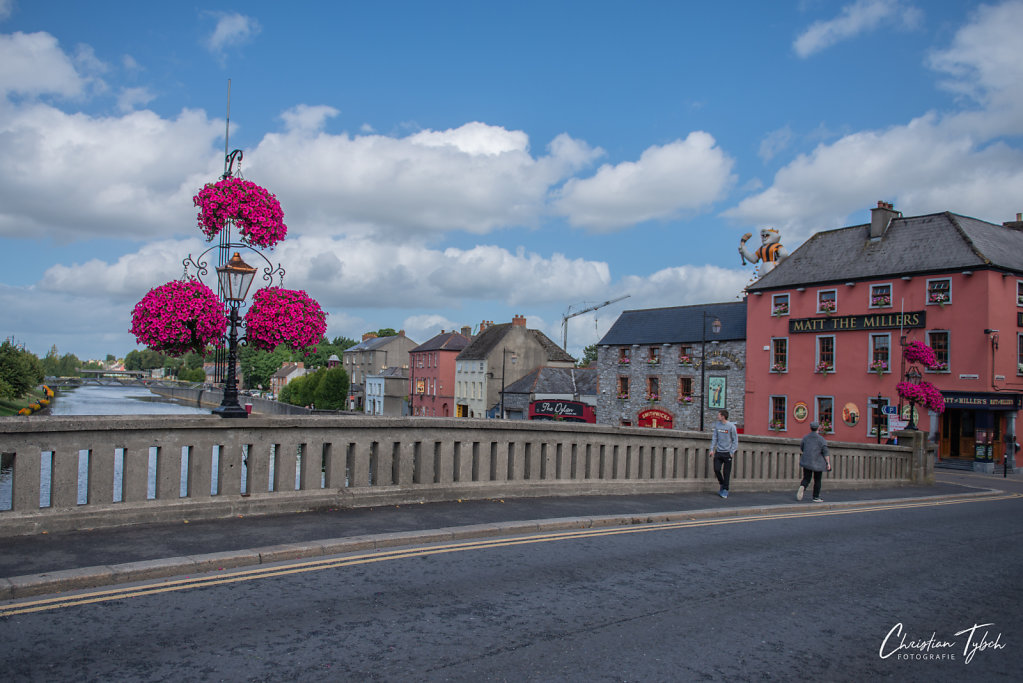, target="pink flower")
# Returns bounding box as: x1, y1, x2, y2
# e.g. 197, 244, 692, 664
130, 280, 227, 356
903, 341, 940, 369
193, 177, 288, 248
896, 380, 945, 413
244, 287, 327, 351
